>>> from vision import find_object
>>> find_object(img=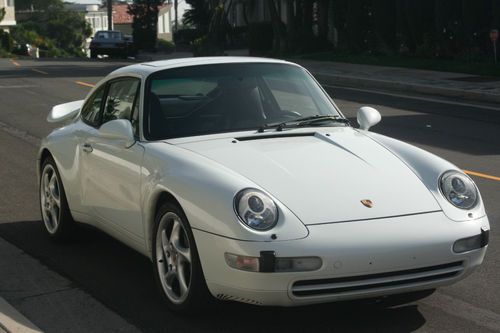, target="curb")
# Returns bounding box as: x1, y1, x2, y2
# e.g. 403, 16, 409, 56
0, 297, 42, 333
312, 72, 500, 105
